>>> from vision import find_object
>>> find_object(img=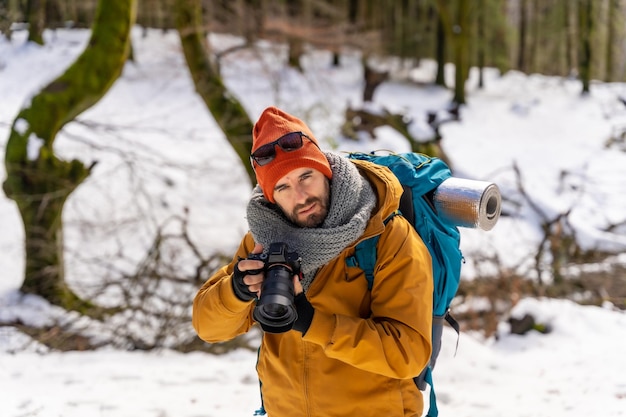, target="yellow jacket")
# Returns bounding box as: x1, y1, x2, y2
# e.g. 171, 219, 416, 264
193, 159, 433, 417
